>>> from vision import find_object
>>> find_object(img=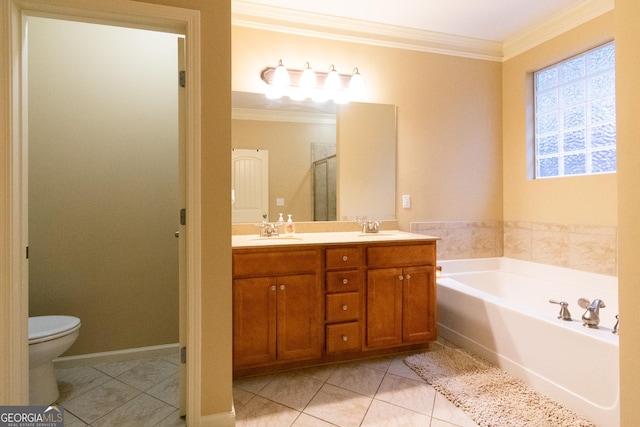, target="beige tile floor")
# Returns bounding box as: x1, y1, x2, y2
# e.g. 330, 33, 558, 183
55, 353, 185, 426
55, 343, 479, 427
